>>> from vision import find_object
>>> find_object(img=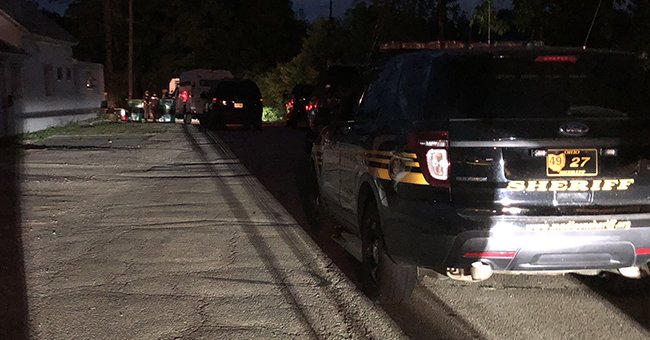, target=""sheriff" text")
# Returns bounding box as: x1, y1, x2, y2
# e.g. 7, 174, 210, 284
506, 179, 635, 192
